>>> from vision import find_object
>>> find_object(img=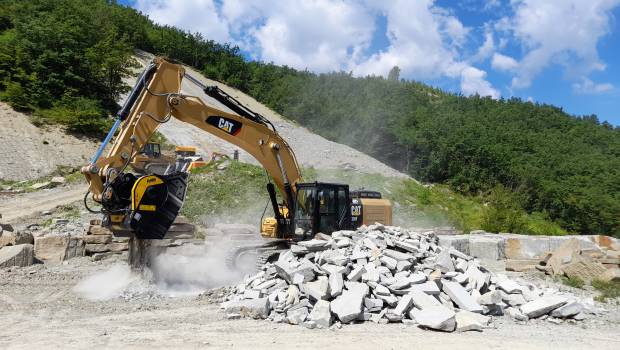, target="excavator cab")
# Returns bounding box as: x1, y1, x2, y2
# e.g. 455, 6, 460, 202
142, 143, 161, 158
292, 183, 352, 237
